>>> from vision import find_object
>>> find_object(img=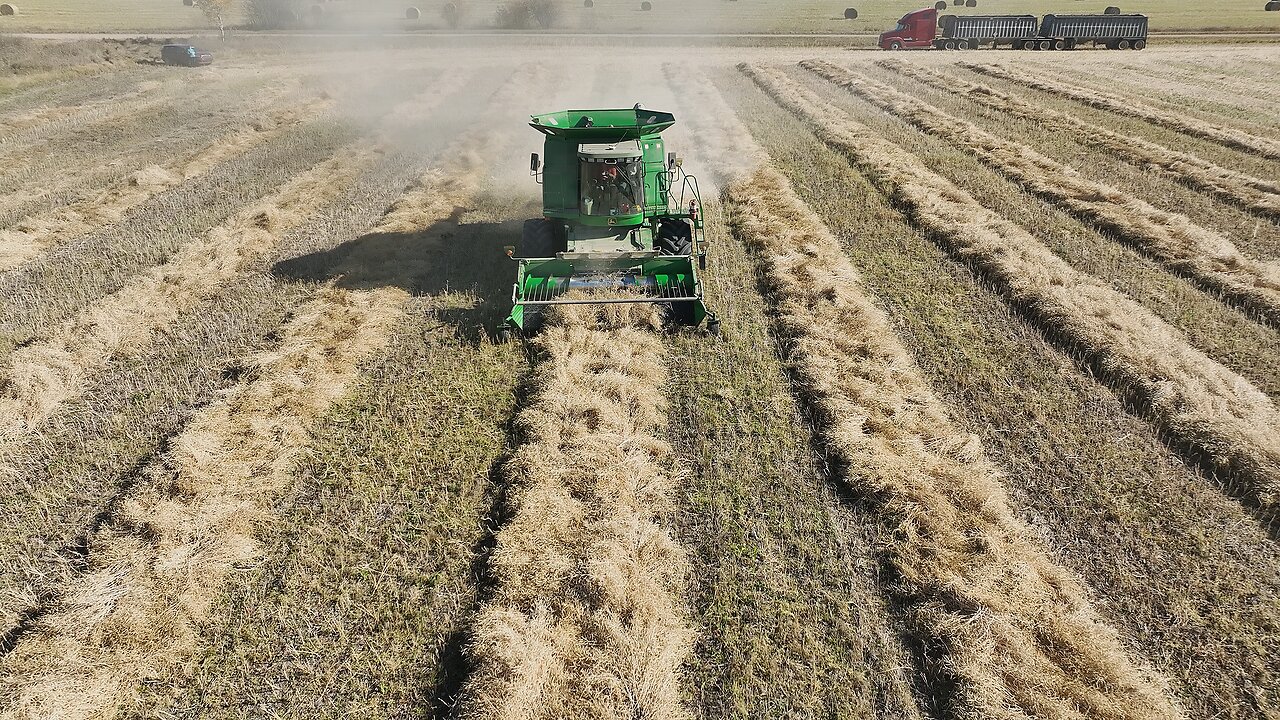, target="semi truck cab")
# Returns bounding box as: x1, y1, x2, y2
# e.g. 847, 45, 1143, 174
878, 7, 938, 50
